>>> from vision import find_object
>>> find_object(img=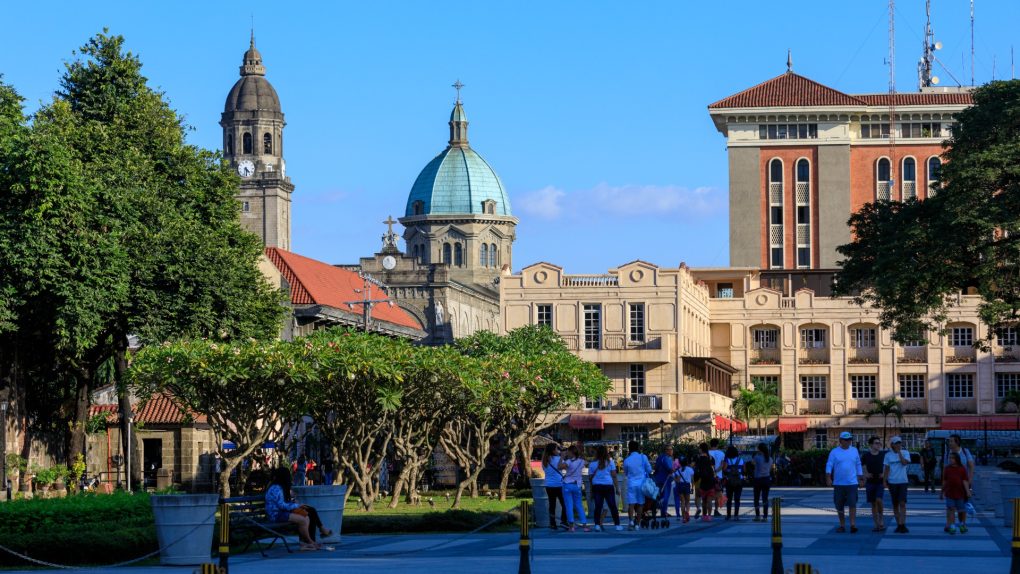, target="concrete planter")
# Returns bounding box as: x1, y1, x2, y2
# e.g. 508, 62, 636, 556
530, 478, 549, 528
293, 484, 346, 543
150, 494, 218, 565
